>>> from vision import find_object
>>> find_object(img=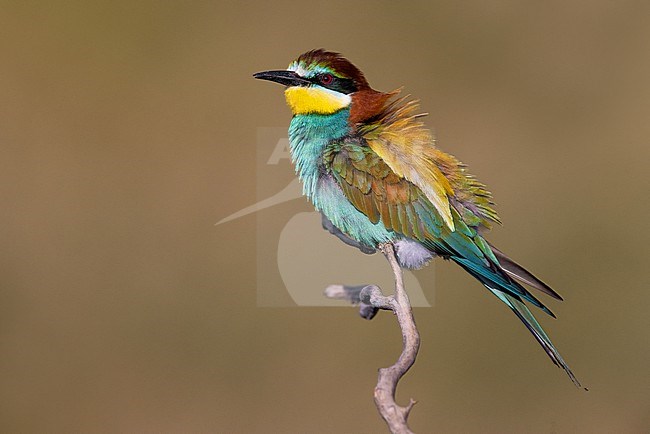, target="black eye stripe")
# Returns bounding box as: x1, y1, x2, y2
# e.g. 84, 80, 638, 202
308, 73, 358, 94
